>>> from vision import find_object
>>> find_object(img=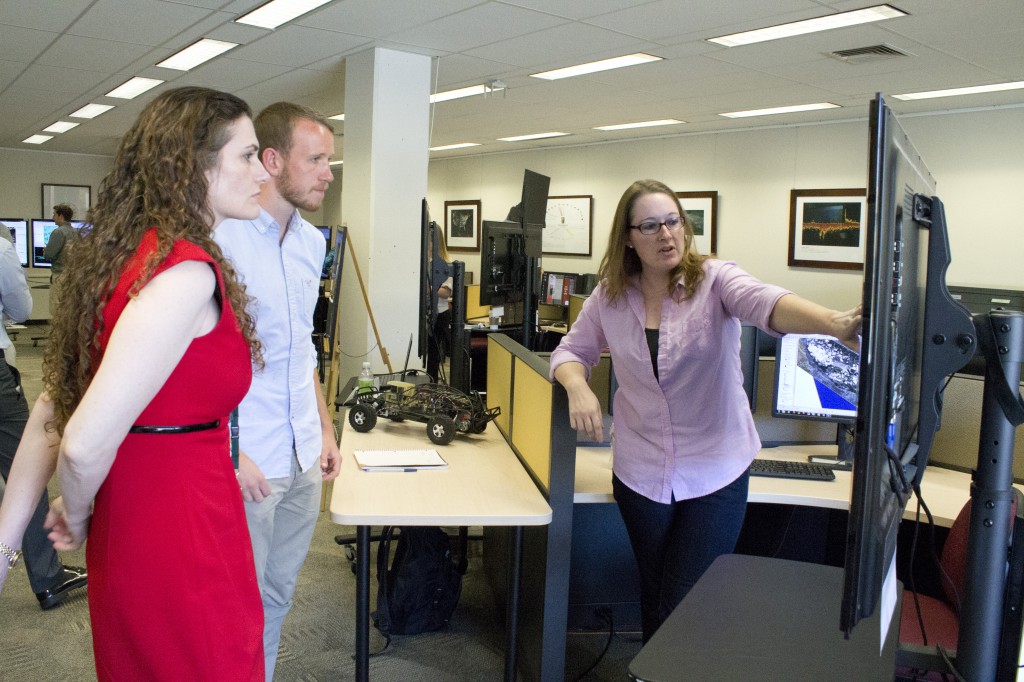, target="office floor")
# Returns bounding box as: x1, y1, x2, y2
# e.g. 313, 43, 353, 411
0, 326, 640, 681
